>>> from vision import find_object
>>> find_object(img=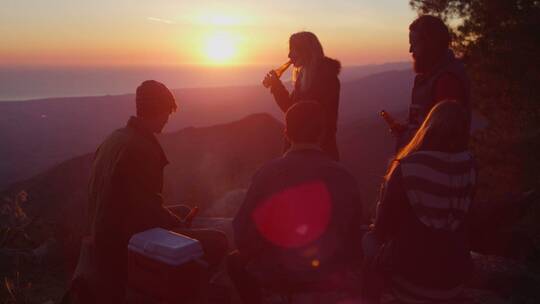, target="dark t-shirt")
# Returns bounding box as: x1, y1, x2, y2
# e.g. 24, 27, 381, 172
233, 149, 363, 283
